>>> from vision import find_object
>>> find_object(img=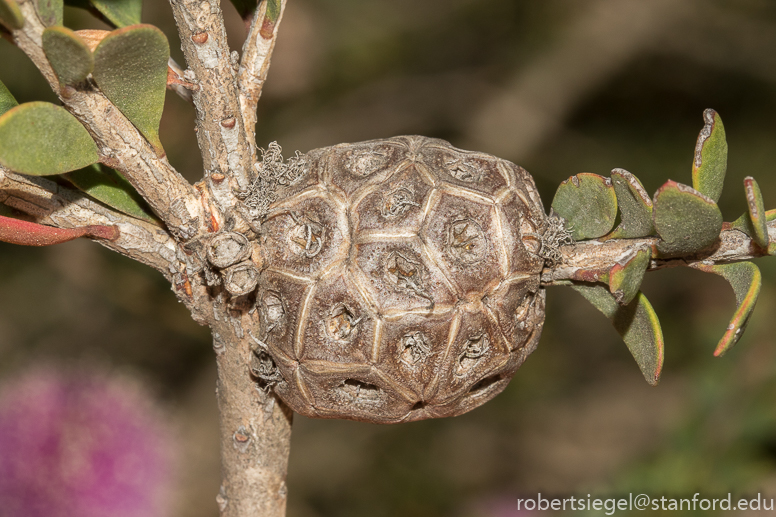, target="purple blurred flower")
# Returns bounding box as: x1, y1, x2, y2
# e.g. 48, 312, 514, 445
0, 366, 175, 517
